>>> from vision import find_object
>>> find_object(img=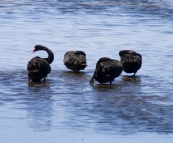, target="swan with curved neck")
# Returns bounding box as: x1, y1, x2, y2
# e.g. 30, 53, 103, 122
27, 45, 54, 82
